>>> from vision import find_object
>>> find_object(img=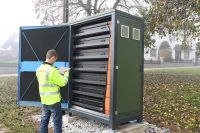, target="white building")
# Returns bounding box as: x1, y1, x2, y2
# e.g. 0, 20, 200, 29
144, 34, 200, 63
